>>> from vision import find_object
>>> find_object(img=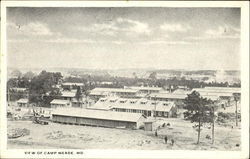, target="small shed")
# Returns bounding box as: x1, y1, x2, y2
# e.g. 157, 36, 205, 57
17, 98, 29, 107
144, 121, 154, 131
